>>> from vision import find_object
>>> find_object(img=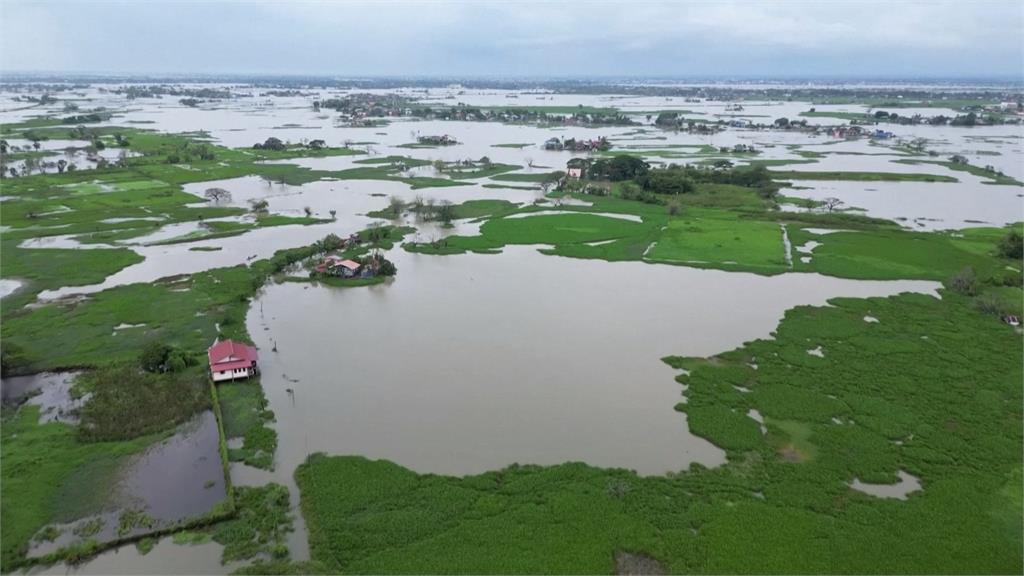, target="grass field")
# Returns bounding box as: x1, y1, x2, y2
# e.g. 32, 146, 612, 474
646, 210, 788, 274
892, 159, 1023, 186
